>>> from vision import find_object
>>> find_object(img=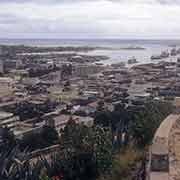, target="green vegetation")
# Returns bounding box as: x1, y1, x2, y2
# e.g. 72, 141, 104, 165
0, 101, 173, 180
54, 120, 113, 180
95, 101, 173, 148
130, 101, 173, 147
0, 127, 16, 153
95, 101, 172, 180
0, 120, 113, 180
18, 125, 59, 152
98, 145, 144, 180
